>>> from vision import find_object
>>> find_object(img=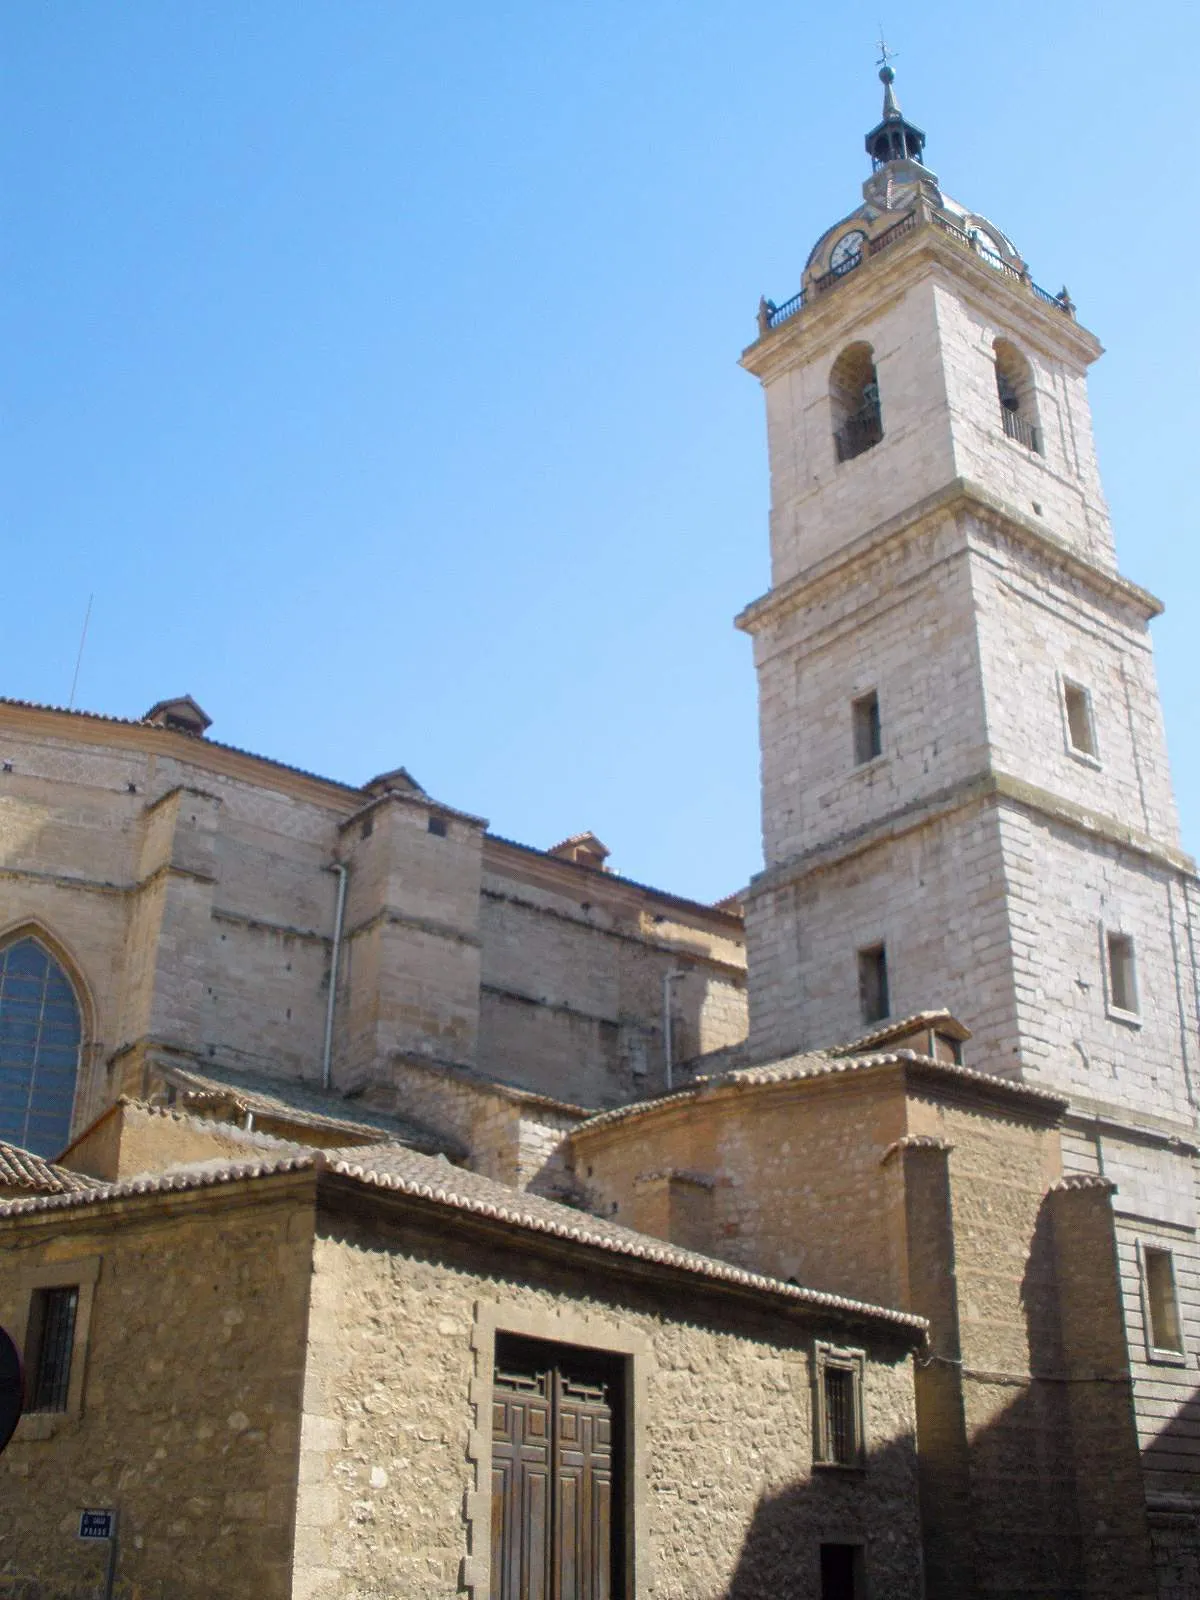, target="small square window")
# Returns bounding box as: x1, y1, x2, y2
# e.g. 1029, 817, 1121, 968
1107, 932, 1138, 1016
26, 1285, 78, 1413
821, 1543, 866, 1600
427, 815, 448, 838
852, 691, 882, 765
1143, 1246, 1184, 1358
1063, 680, 1098, 759
858, 944, 889, 1025
813, 1342, 865, 1468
